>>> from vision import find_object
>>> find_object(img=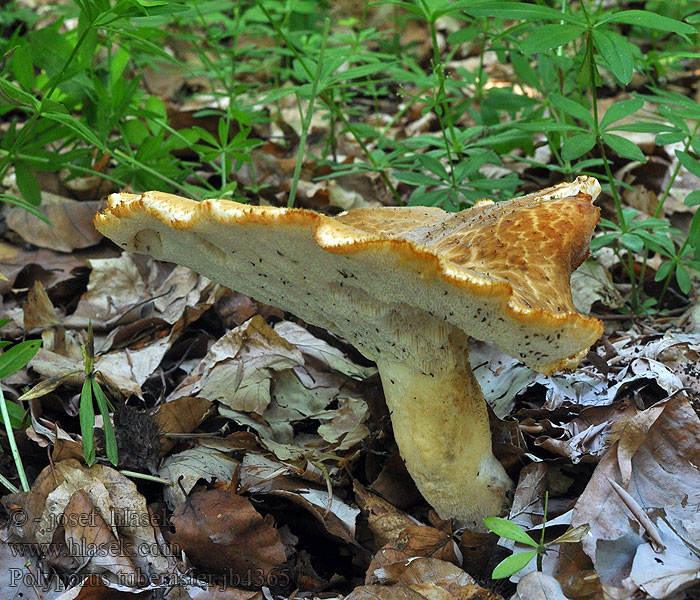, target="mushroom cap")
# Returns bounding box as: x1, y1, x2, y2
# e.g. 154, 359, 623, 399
94, 176, 603, 374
